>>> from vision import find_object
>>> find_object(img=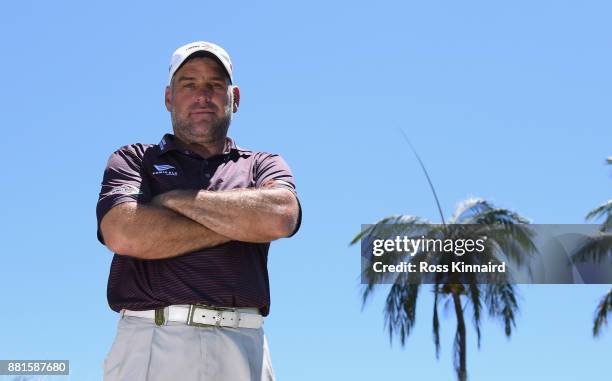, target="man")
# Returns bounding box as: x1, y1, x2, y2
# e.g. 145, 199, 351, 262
96, 41, 301, 381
